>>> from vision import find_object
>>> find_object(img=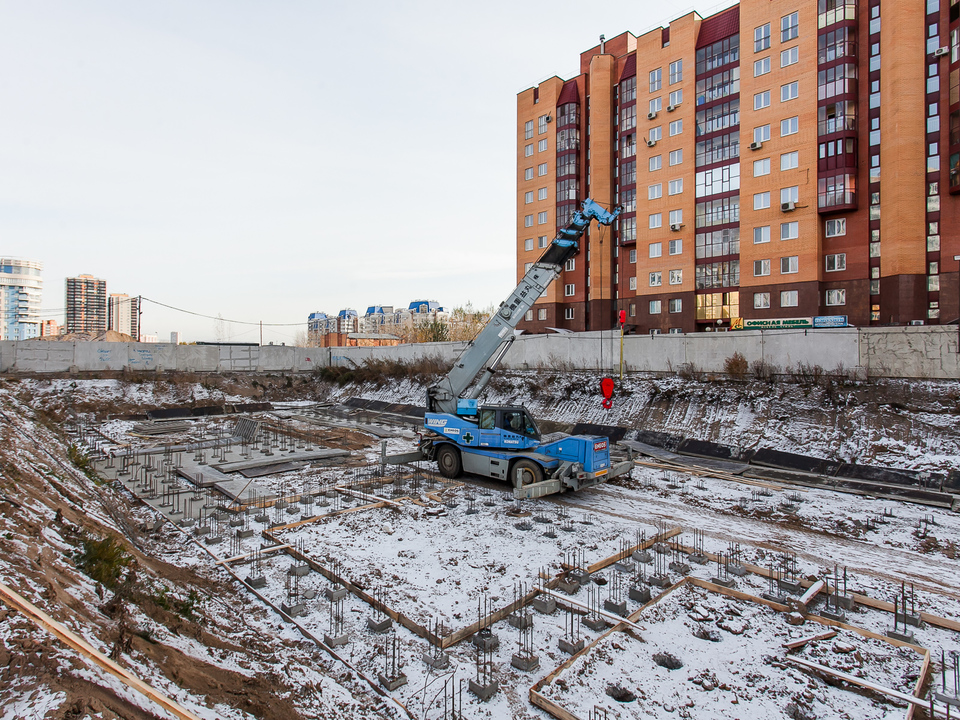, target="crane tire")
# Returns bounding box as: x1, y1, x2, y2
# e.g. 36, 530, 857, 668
512, 458, 543, 488
436, 445, 463, 479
